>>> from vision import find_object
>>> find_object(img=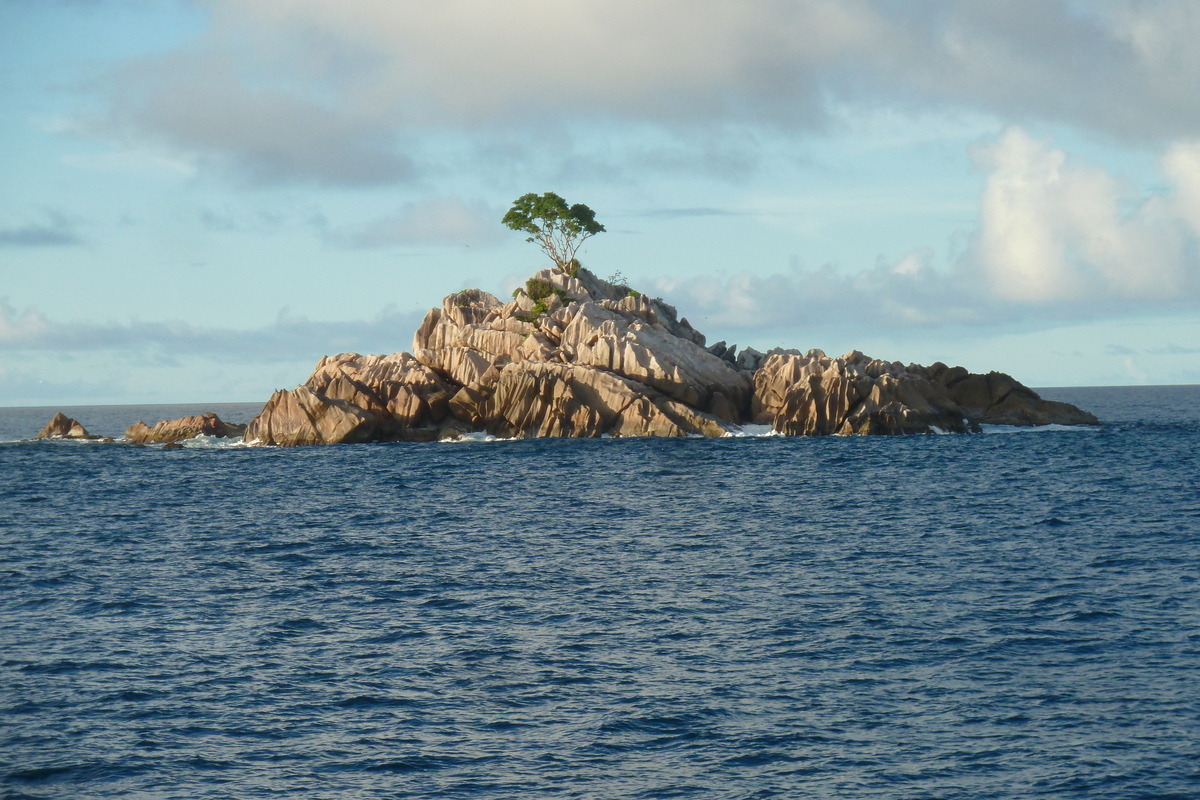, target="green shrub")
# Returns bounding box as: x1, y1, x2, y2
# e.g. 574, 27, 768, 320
526, 278, 555, 301
522, 278, 573, 317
